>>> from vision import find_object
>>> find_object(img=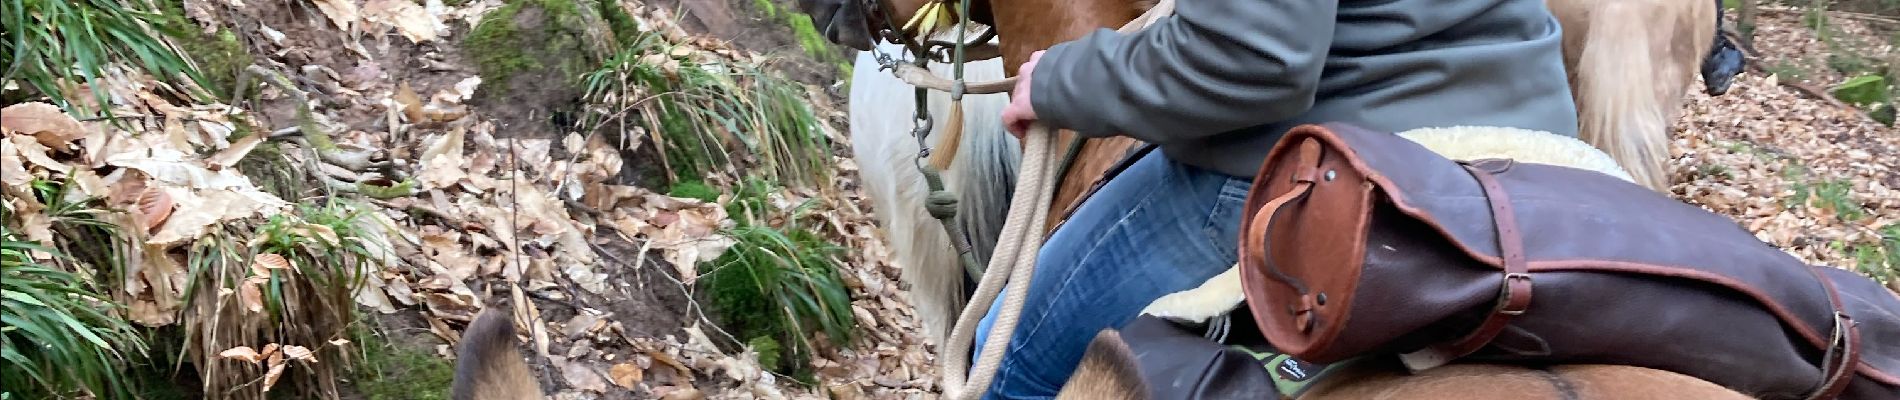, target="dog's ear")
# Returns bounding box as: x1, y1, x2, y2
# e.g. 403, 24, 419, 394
451, 307, 545, 400
1055, 329, 1150, 400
